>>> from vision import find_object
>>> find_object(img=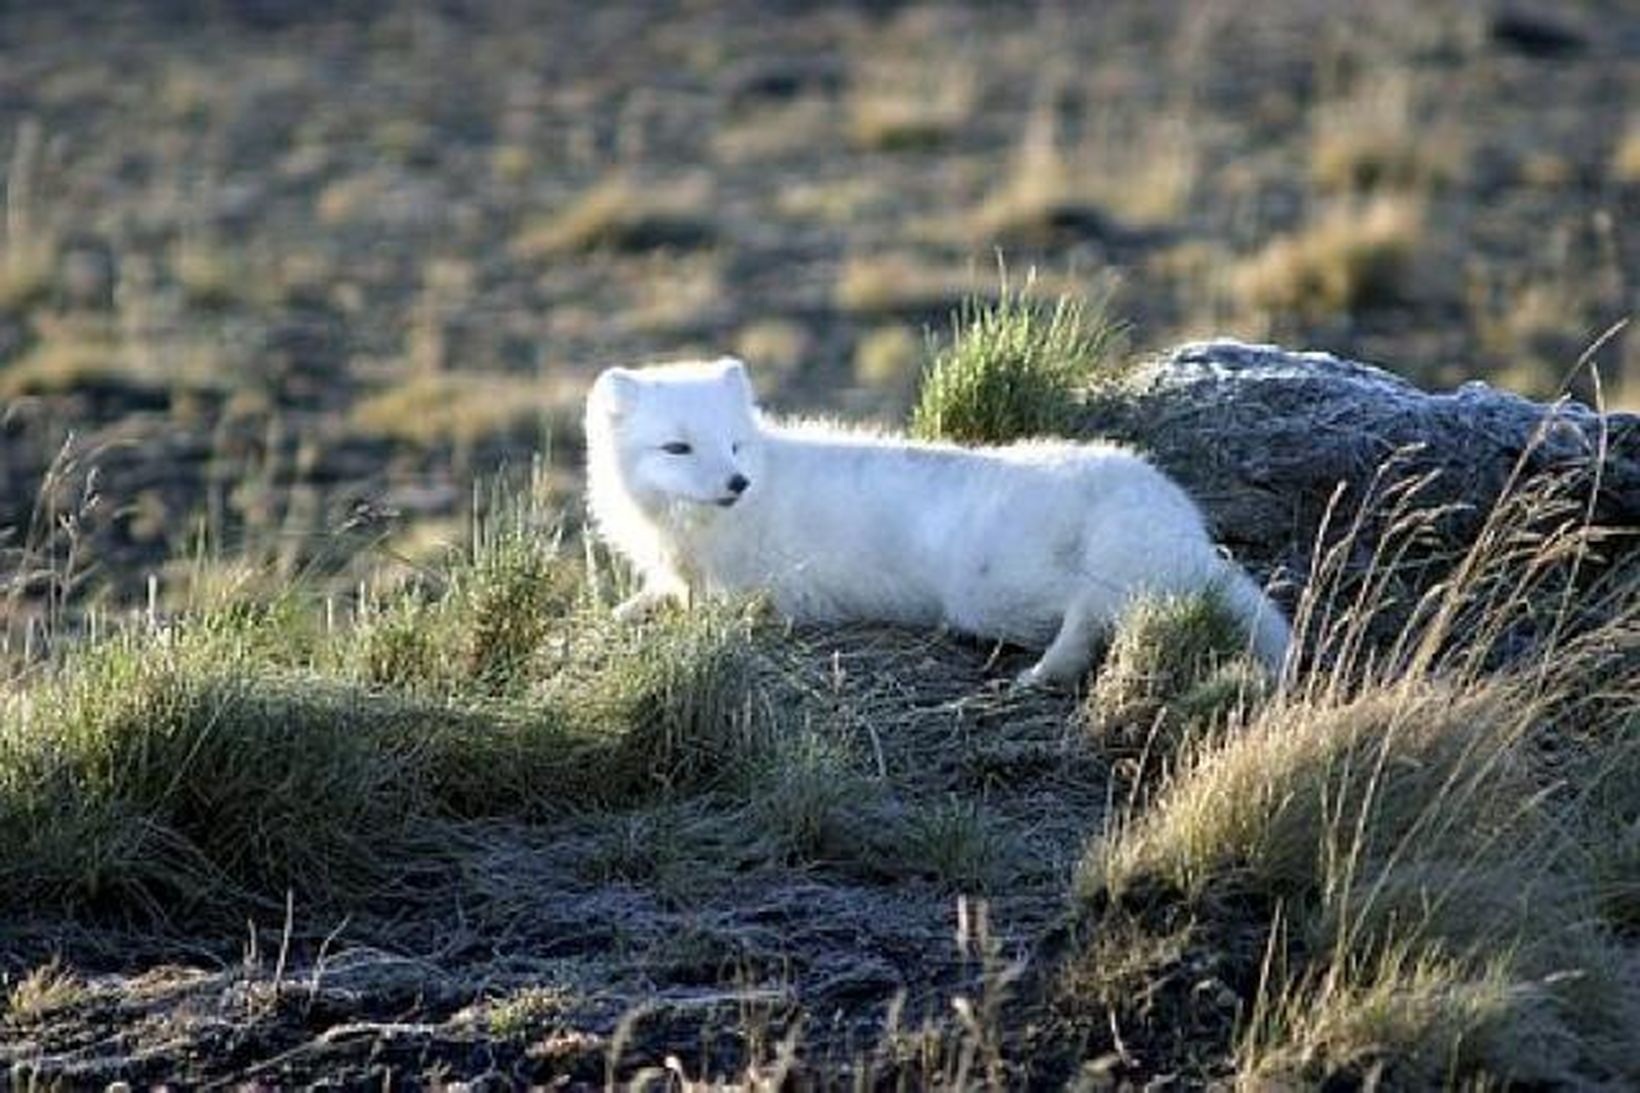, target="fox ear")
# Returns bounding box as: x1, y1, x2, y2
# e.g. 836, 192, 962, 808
592, 367, 641, 416
716, 356, 754, 402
